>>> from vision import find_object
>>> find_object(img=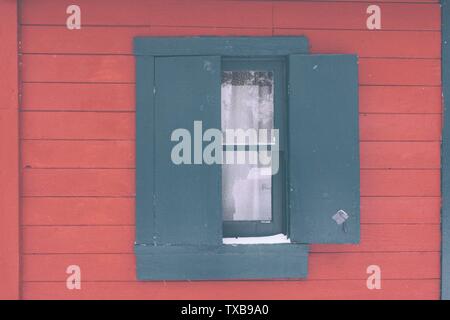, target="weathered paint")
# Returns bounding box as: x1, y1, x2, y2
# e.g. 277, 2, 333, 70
5, 0, 441, 299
